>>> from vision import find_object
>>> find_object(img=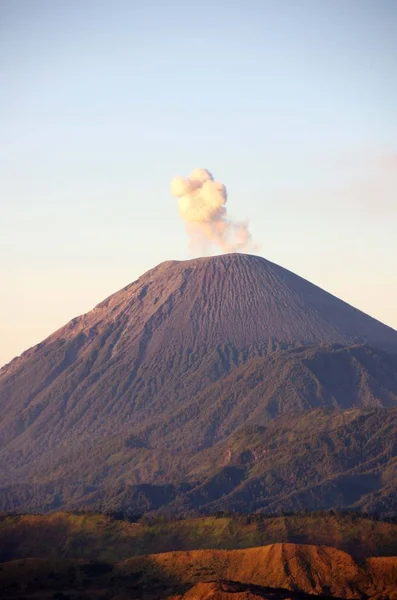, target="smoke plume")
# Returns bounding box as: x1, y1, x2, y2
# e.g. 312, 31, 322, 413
171, 168, 254, 253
